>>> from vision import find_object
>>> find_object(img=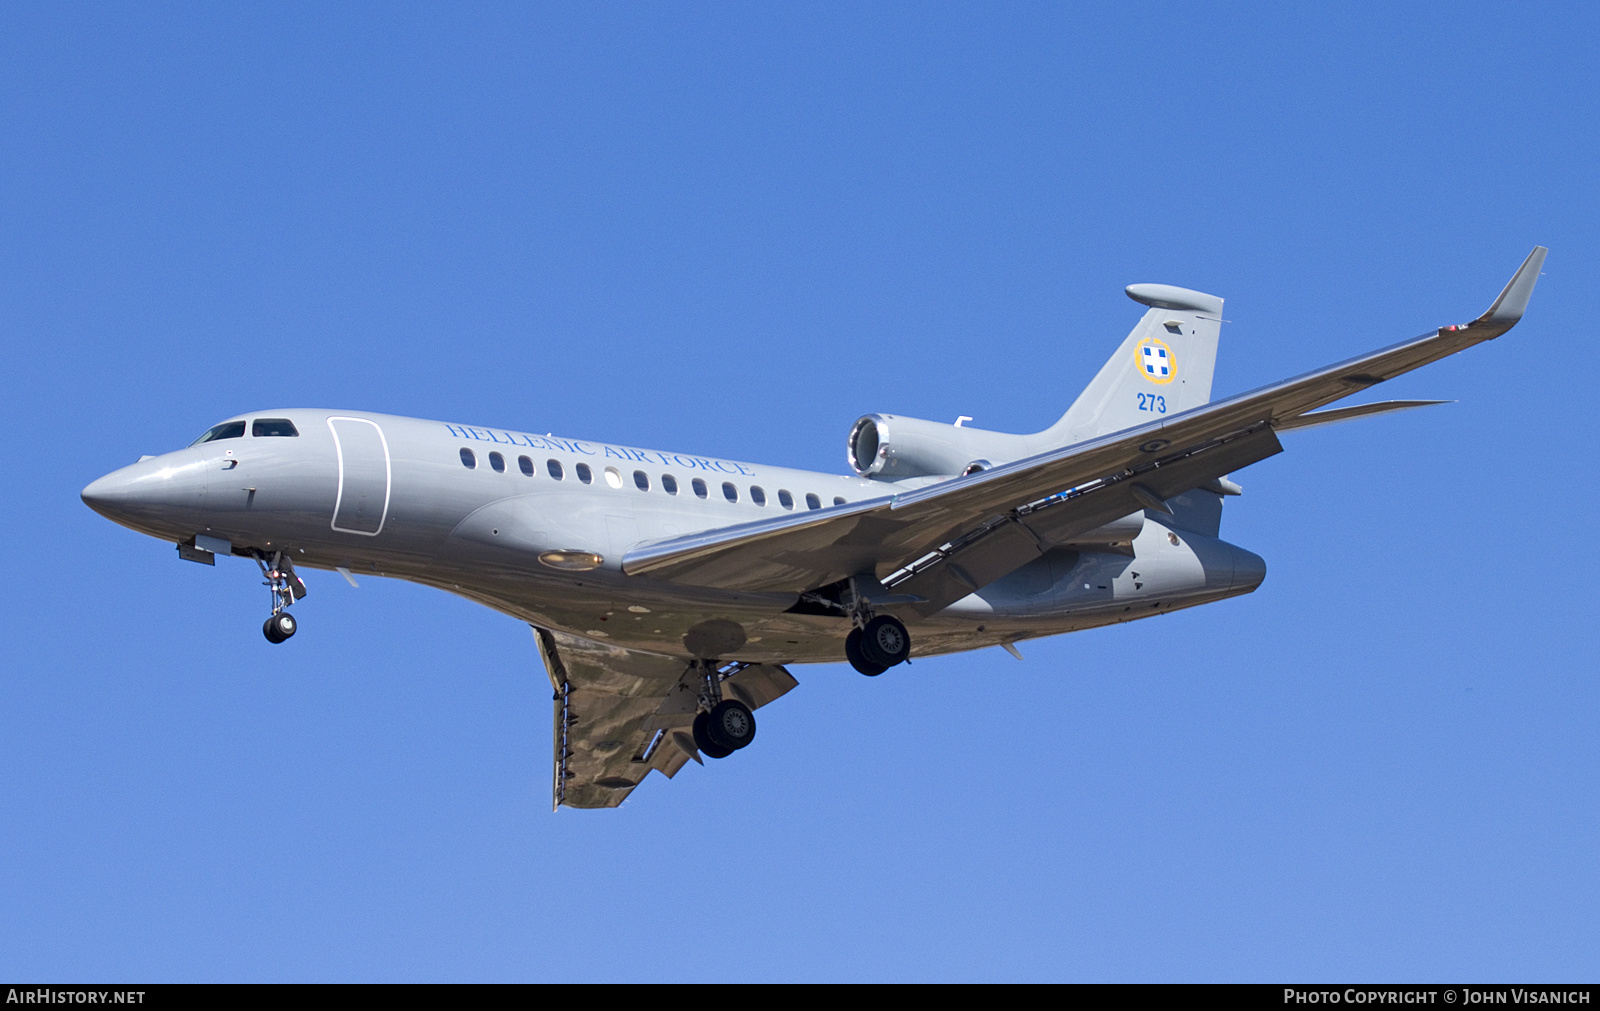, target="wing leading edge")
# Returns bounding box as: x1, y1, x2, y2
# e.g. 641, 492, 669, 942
623, 247, 1546, 608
